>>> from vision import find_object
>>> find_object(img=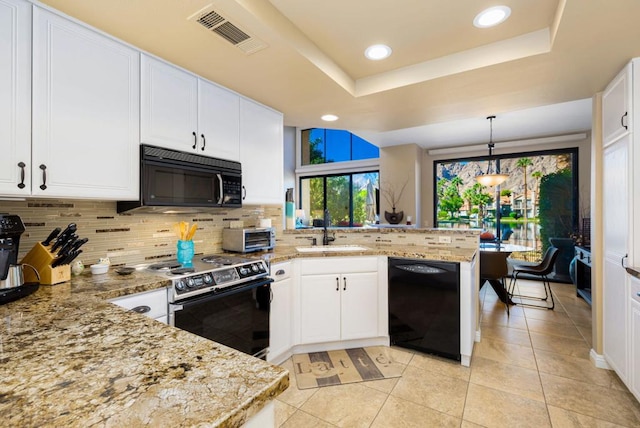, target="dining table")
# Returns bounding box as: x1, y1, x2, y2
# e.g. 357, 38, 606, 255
479, 243, 534, 304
